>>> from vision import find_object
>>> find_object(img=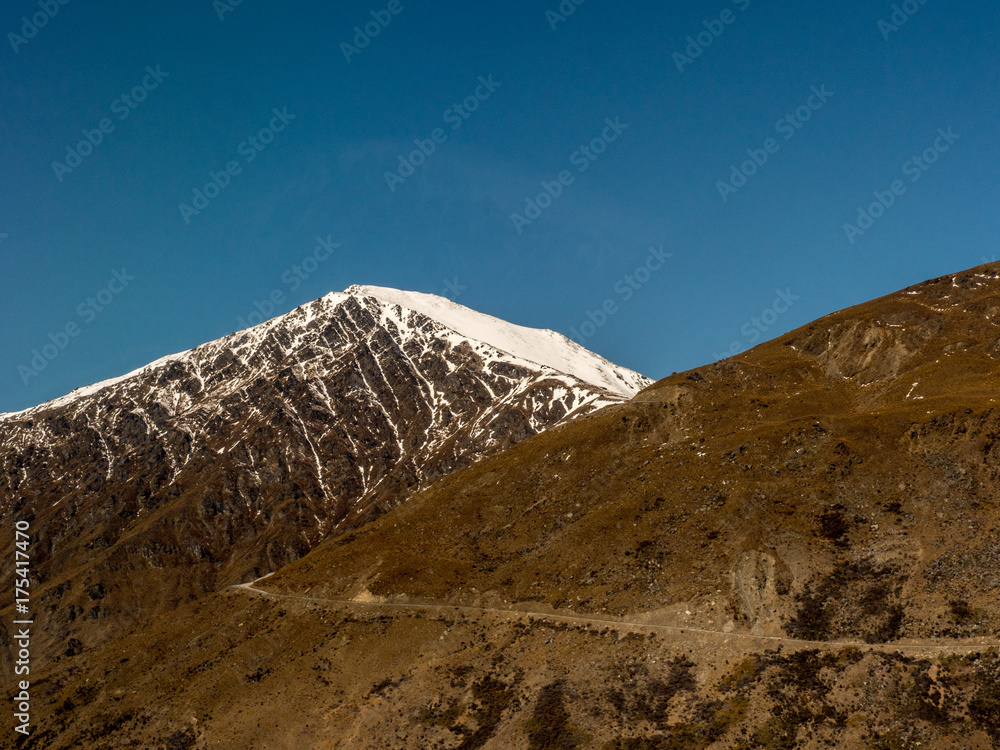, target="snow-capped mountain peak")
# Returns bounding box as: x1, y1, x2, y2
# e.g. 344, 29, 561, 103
3, 286, 649, 421
338, 285, 649, 399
